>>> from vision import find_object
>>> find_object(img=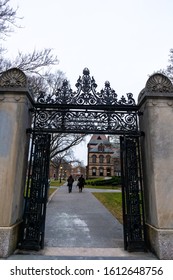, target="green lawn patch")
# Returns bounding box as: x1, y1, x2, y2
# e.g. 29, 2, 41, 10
48, 187, 58, 197
86, 184, 121, 190
93, 192, 123, 224
49, 180, 65, 187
